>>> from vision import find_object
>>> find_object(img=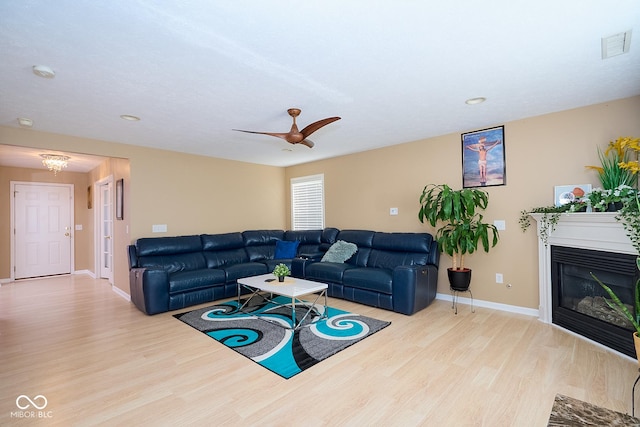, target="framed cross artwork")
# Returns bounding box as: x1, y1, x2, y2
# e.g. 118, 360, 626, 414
461, 125, 506, 188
